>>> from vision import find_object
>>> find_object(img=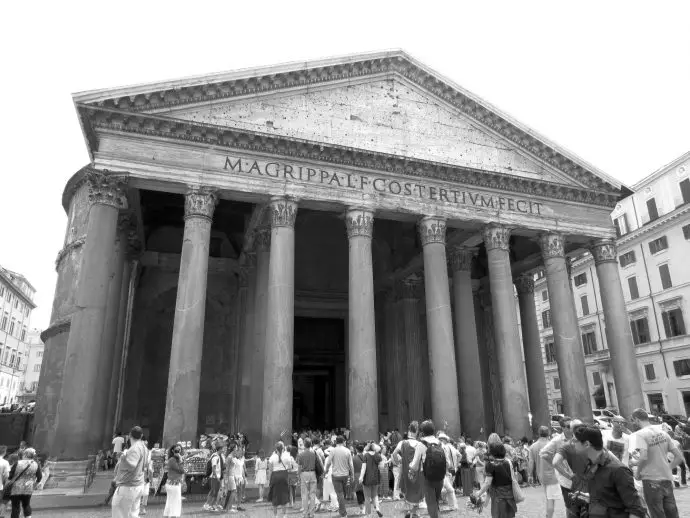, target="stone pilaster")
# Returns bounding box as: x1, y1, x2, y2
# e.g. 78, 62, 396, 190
589, 239, 644, 418
261, 197, 298, 452
162, 188, 218, 446
482, 224, 531, 438
419, 216, 461, 437
345, 208, 379, 441
539, 232, 592, 421
449, 246, 484, 439
52, 172, 128, 459
515, 273, 550, 434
